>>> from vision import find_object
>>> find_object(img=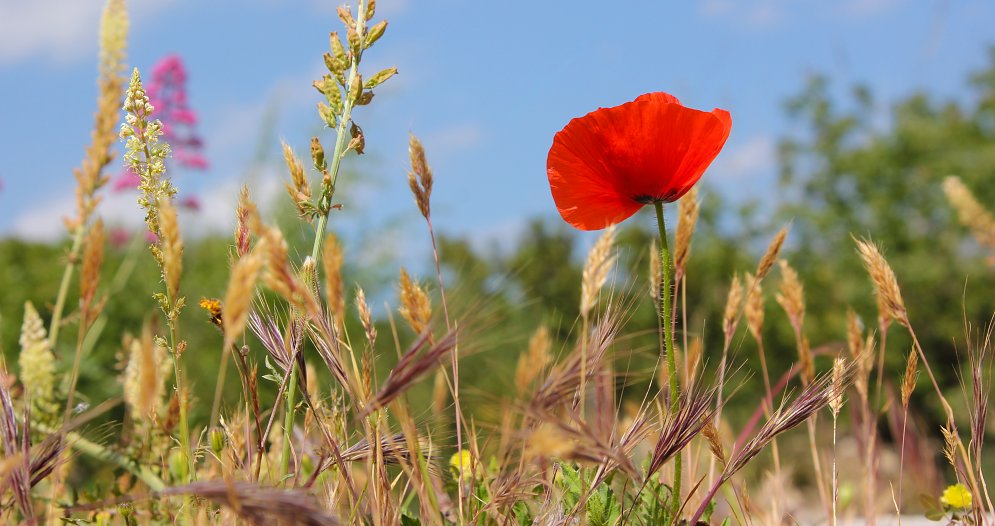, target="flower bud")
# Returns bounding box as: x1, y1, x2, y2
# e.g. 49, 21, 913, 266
210, 427, 227, 456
